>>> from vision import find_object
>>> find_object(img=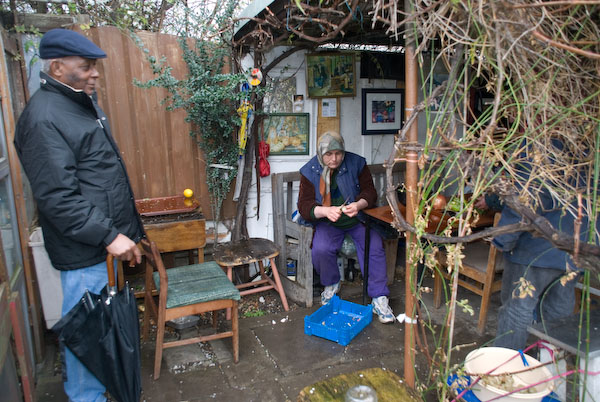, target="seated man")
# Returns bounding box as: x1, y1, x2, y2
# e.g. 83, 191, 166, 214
297, 131, 395, 323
